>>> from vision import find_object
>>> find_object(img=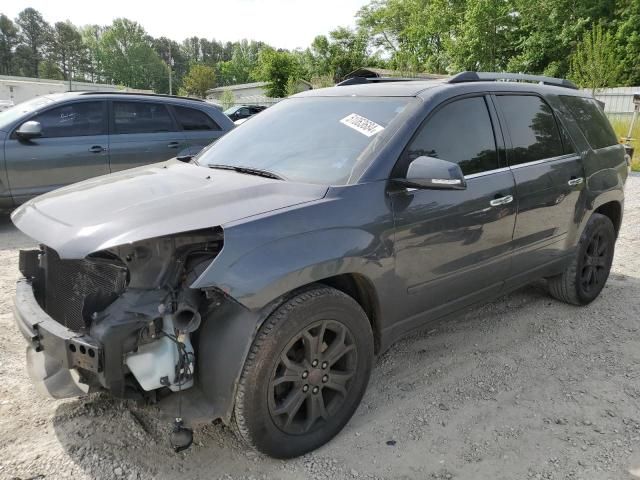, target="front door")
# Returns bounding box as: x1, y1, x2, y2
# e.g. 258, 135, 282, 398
108, 100, 187, 172
390, 95, 517, 326
493, 94, 586, 273
4, 100, 109, 203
